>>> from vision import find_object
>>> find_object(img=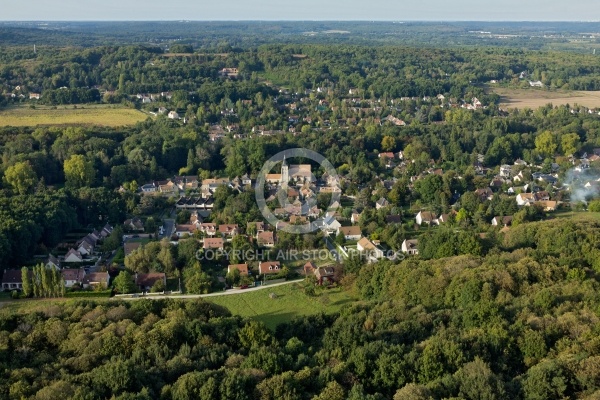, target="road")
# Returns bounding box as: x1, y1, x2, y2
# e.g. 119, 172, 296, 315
161, 218, 175, 238
324, 237, 340, 262
113, 279, 304, 301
